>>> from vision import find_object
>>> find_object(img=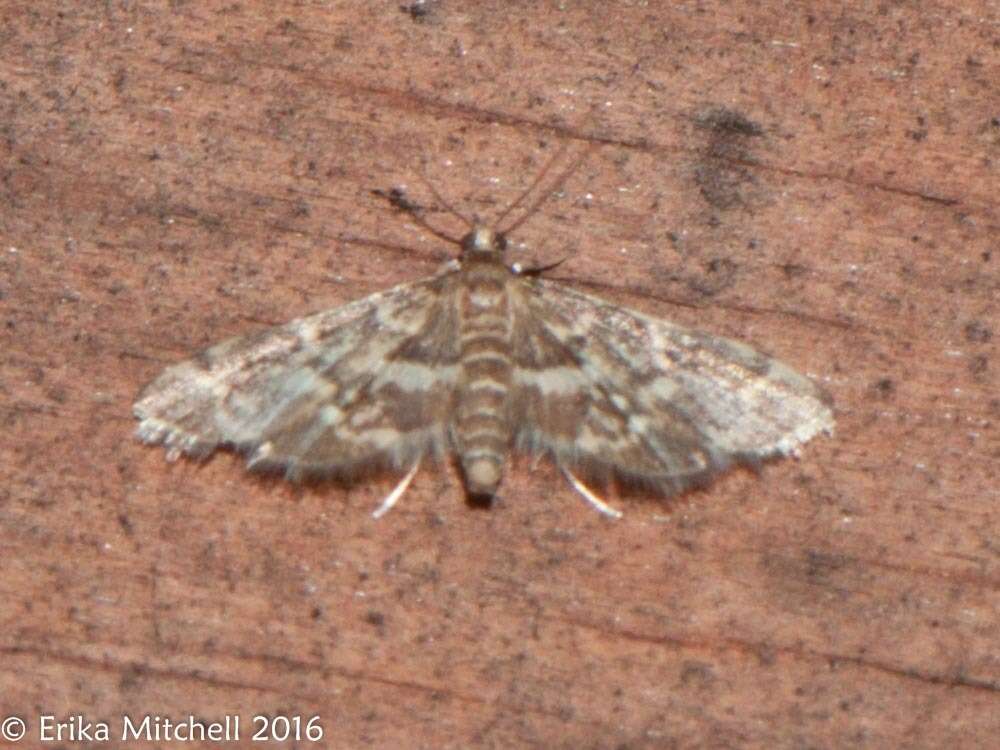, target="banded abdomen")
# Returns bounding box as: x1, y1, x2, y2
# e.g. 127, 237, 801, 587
454, 260, 514, 501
